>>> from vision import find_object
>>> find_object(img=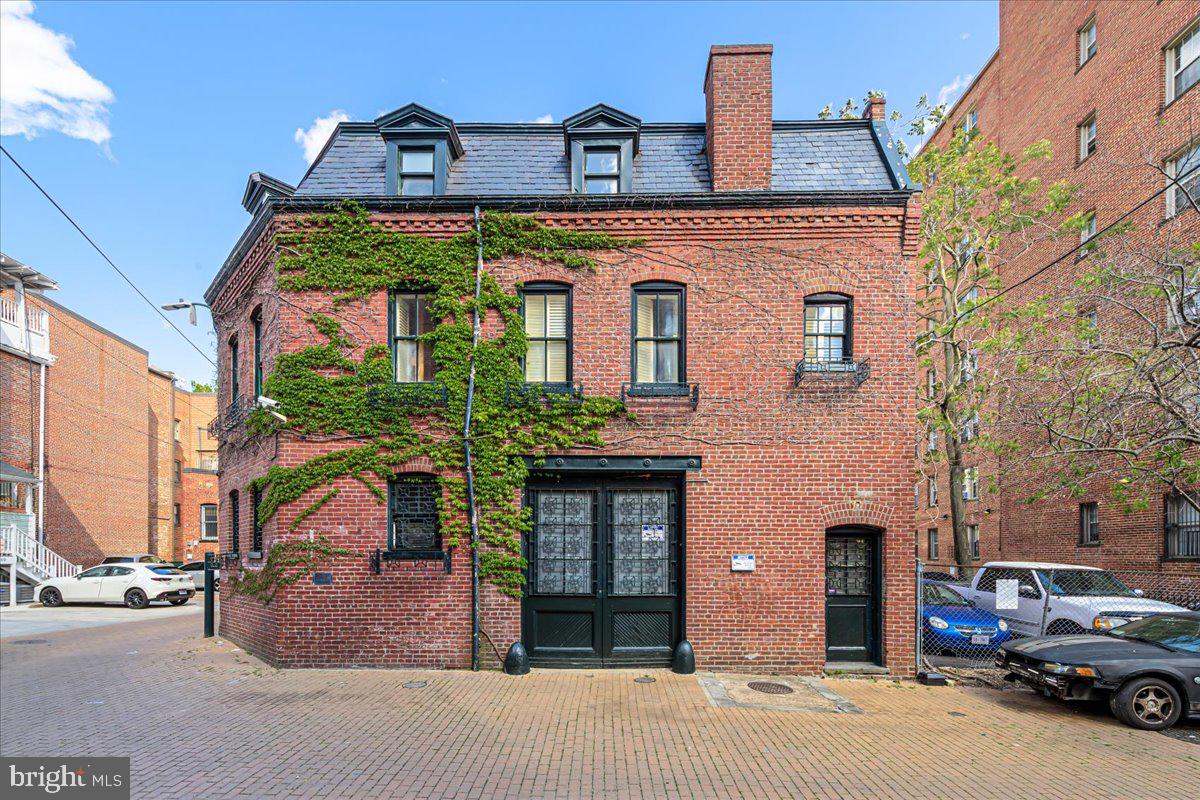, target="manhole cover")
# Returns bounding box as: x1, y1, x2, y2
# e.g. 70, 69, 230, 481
402, 681, 428, 689
633, 676, 656, 684
747, 681, 795, 695
10, 639, 49, 645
